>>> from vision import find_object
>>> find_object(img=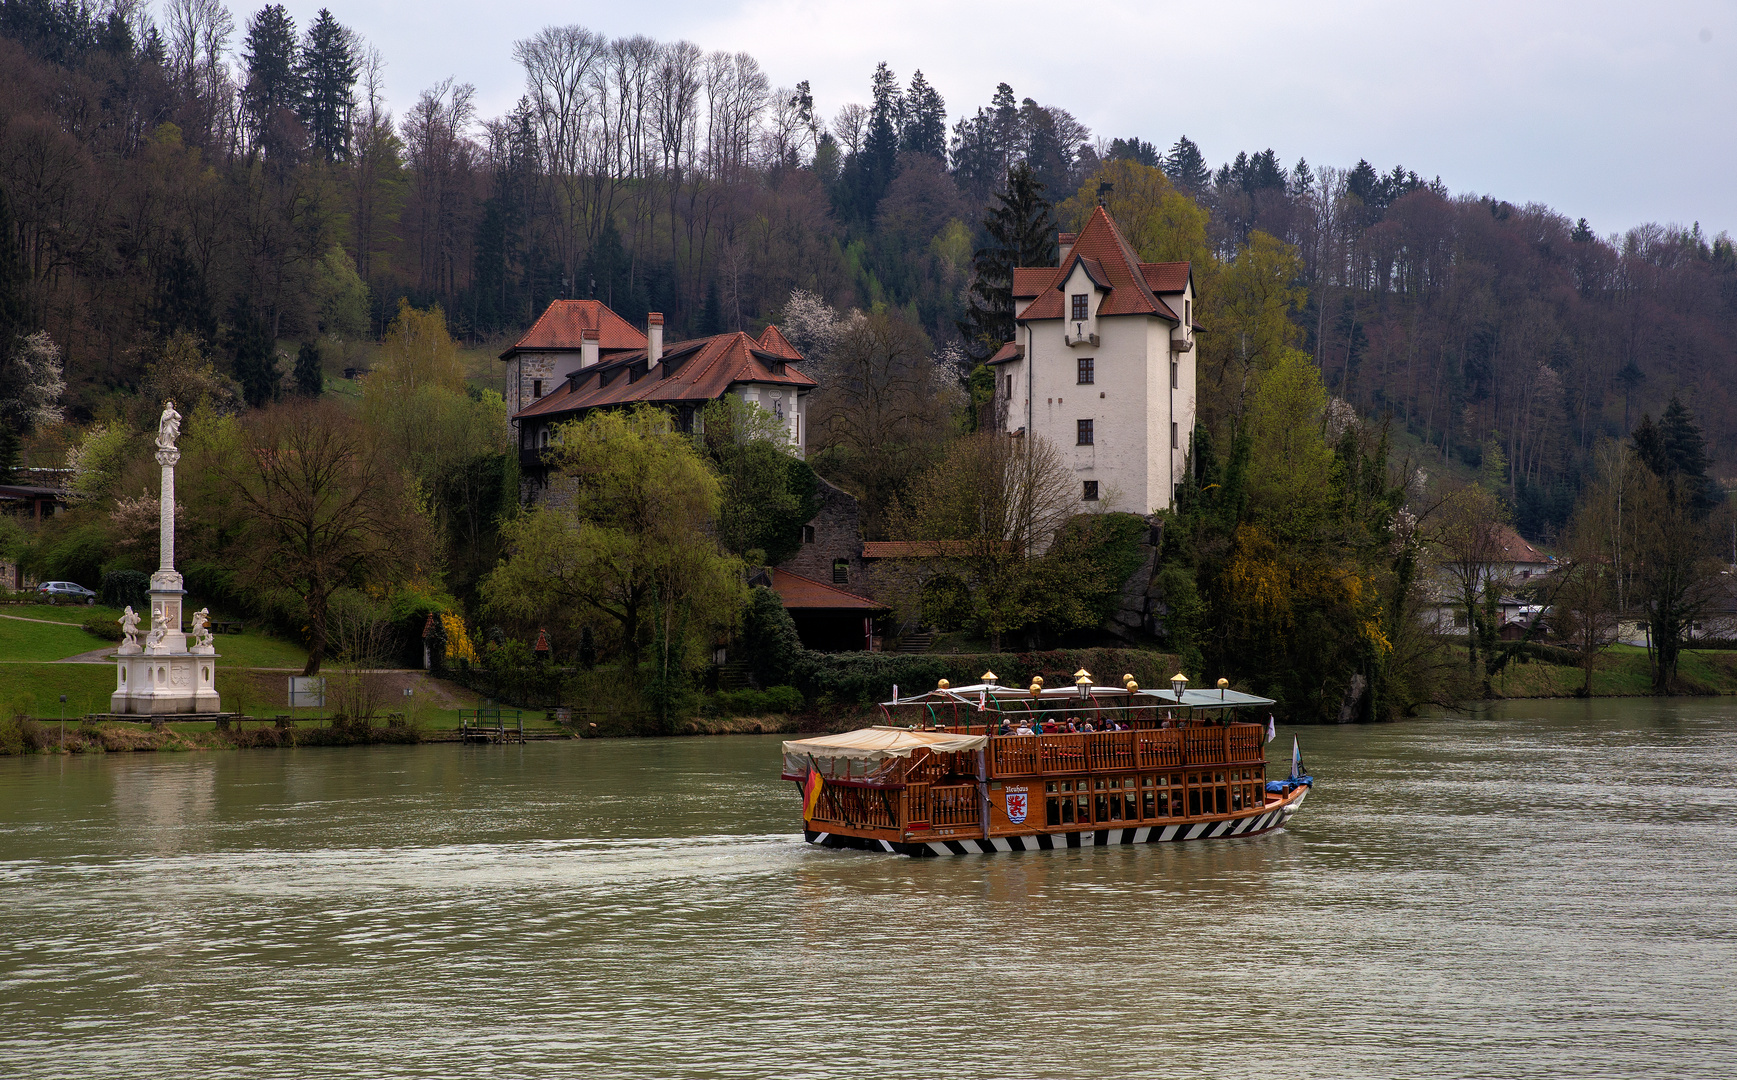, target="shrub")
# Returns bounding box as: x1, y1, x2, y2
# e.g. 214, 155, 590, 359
82, 612, 123, 641
740, 586, 802, 688
100, 569, 150, 612
0, 714, 45, 755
